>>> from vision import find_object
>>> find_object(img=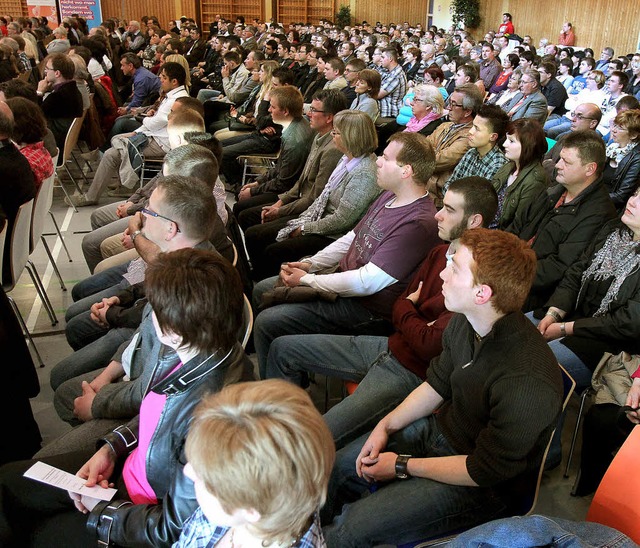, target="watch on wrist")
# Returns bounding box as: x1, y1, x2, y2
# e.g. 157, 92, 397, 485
395, 454, 412, 479
131, 230, 142, 242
